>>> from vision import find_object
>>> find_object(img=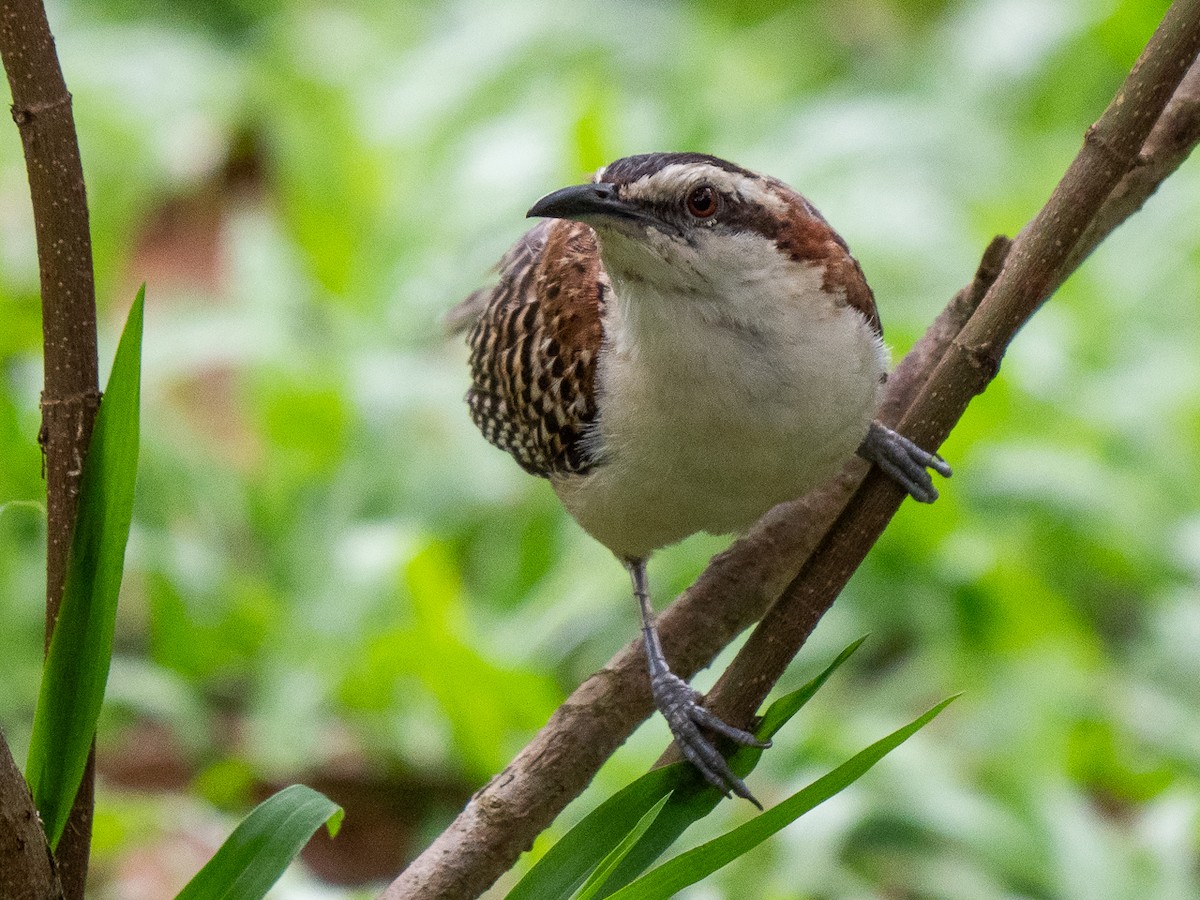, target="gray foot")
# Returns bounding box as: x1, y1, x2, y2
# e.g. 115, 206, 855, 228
651, 669, 768, 808
626, 556, 769, 807
858, 420, 951, 503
